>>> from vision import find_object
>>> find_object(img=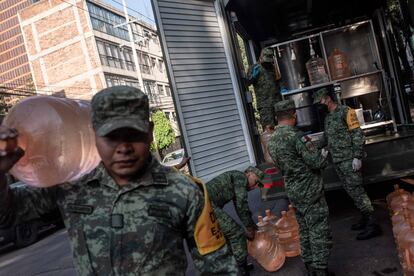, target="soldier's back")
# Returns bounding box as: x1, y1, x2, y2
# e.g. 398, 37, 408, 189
206, 170, 244, 207
253, 65, 280, 107
269, 125, 303, 177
